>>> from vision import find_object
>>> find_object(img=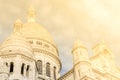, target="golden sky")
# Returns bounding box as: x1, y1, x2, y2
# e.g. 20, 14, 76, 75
0, 0, 120, 74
